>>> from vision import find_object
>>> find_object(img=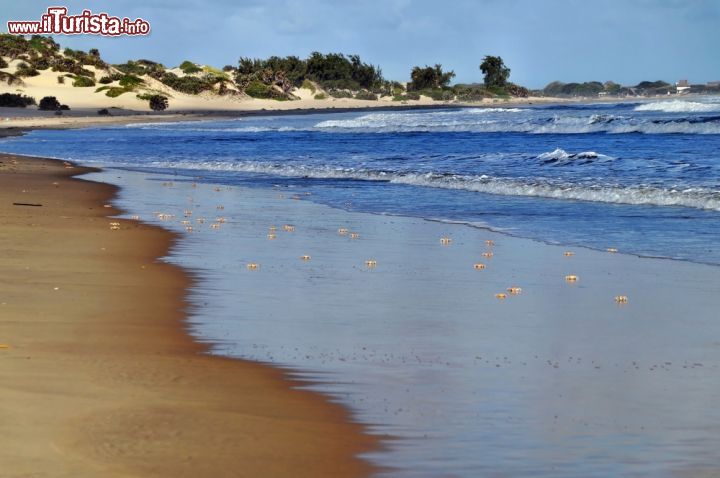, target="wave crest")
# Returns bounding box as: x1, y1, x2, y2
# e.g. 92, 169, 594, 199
314, 111, 720, 134
634, 100, 720, 113
146, 160, 720, 211
536, 148, 615, 164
